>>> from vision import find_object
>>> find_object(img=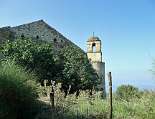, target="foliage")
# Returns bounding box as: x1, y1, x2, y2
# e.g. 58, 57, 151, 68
115, 85, 140, 101
0, 27, 15, 44
113, 90, 155, 119
1, 38, 98, 97
60, 45, 98, 96
0, 60, 40, 119
1, 38, 59, 84
37, 90, 155, 119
